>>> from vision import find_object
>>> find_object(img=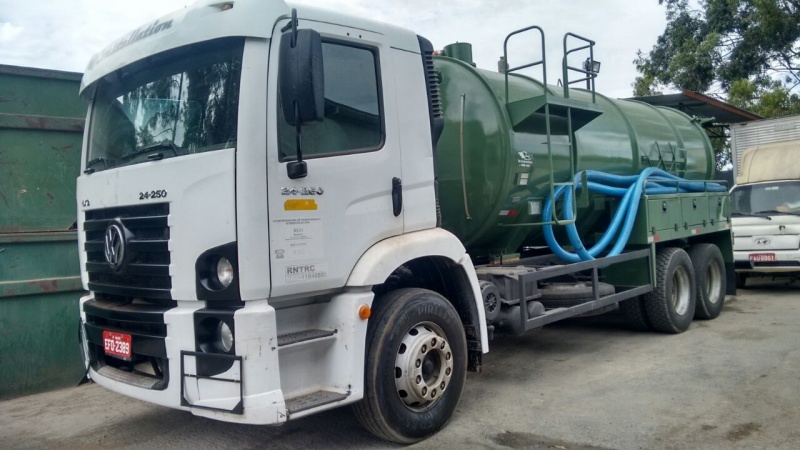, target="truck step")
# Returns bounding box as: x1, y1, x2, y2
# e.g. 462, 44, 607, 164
96, 365, 161, 390
277, 329, 336, 347
285, 390, 350, 415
